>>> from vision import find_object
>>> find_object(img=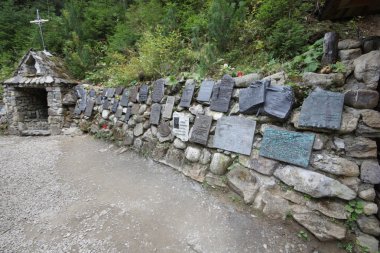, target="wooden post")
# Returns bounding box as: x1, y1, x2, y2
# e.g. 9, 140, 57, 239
321, 32, 339, 66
